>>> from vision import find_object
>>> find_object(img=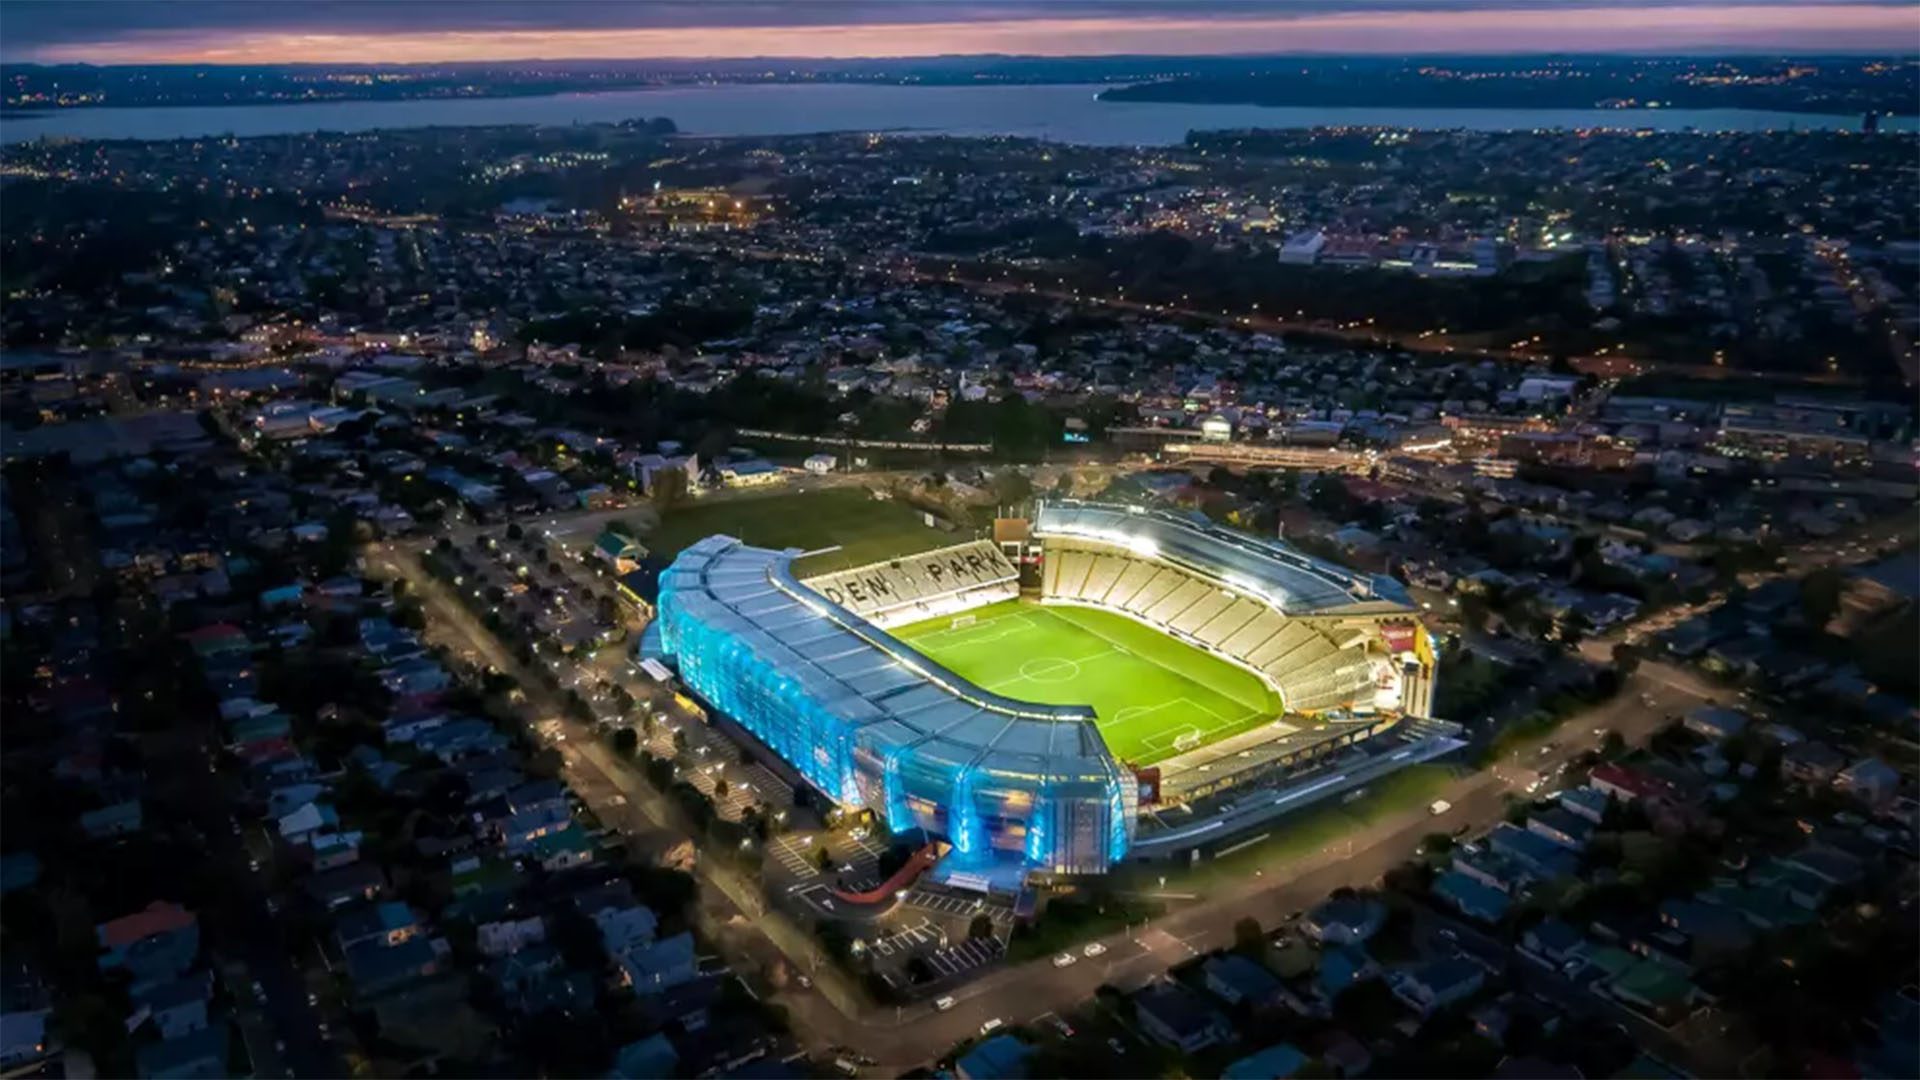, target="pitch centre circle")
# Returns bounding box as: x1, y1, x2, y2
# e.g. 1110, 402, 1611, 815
1019, 657, 1080, 684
